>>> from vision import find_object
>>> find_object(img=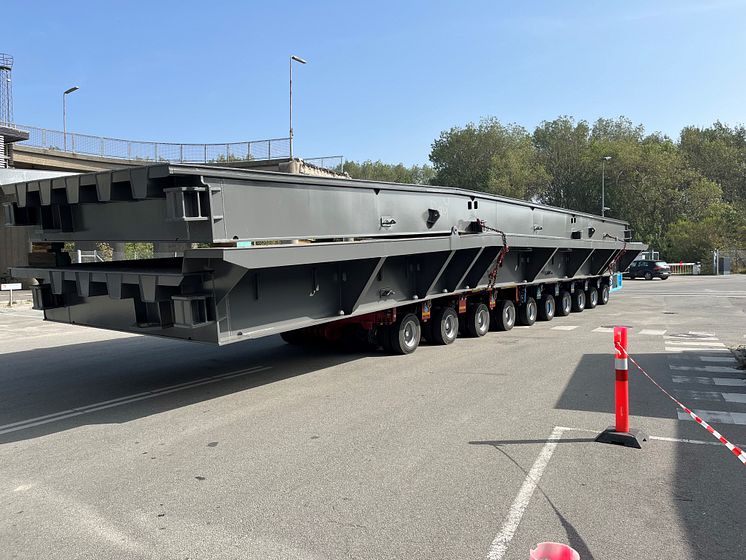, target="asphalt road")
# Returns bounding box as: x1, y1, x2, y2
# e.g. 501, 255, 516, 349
0, 275, 744, 559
